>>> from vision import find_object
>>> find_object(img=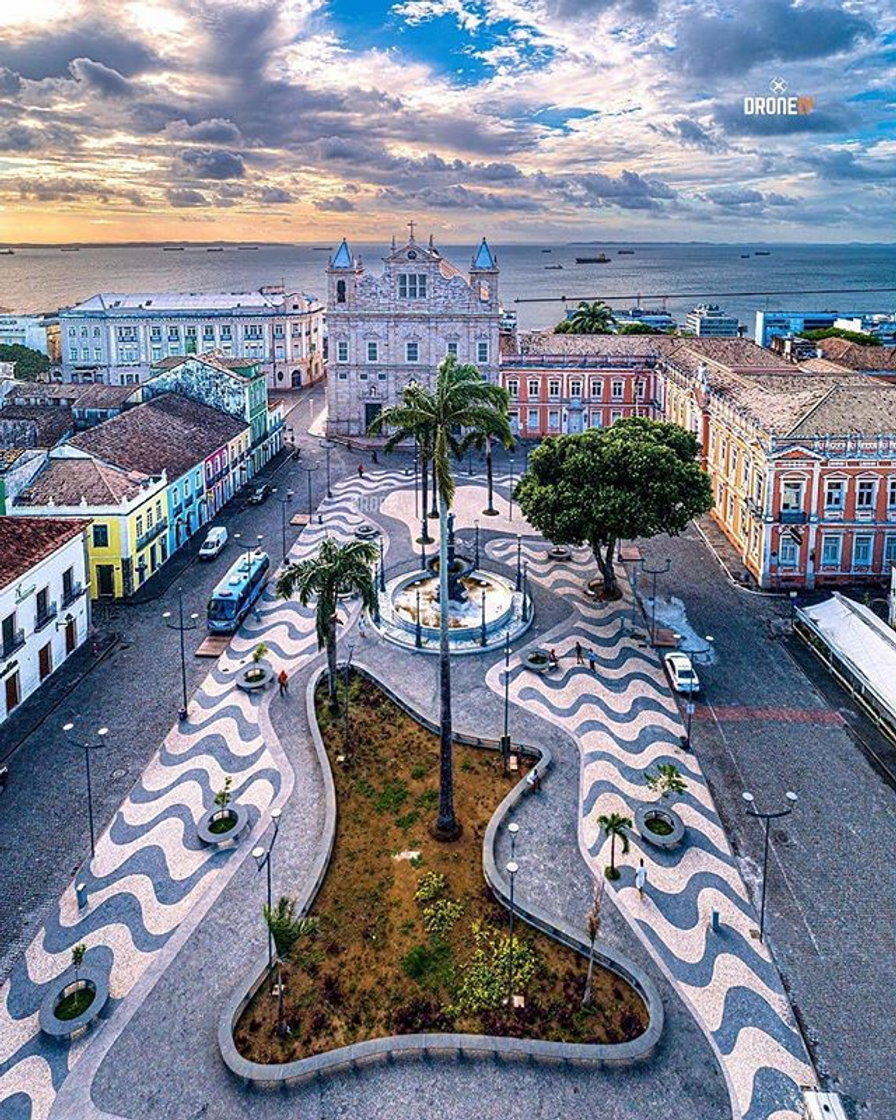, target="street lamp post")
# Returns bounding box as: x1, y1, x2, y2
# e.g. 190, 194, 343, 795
318, 439, 334, 499
234, 532, 264, 565
162, 587, 200, 721
683, 635, 714, 749
473, 521, 480, 570
506, 860, 519, 1007
298, 461, 320, 521
508, 455, 516, 521
252, 807, 283, 979
378, 537, 386, 592
742, 789, 798, 942
480, 589, 487, 647
507, 821, 520, 861
515, 534, 522, 592
640, 558, 672, 646
343, 643, 355, 758
521, 561, 530, 622
62, 722, 110, 859
273, 488, 294, 563
501, 631, 511, 771
415, 588, 422, 648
